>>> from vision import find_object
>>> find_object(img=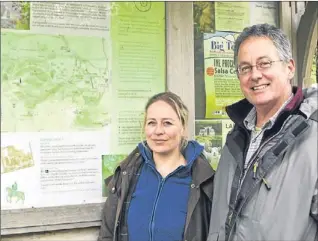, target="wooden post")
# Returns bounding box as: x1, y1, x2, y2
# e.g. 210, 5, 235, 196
166, 2, 195, 139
